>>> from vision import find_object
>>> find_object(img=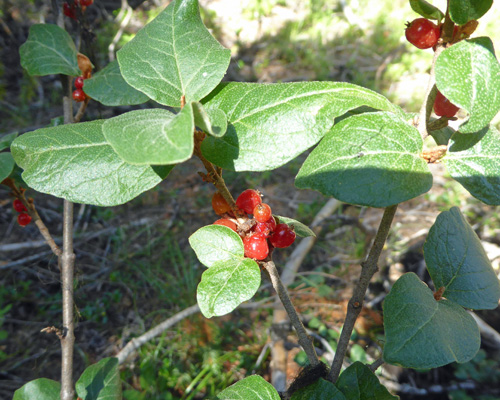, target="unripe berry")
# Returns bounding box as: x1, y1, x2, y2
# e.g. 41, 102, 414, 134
405, 18, 440, 49
213, 218, 237, 232
434, 90, 459, 118
17, 213, 32, 227
13, 199, 27, 213
236, 189, 261, 214
243, 233, 269, 260
269, 223, 296, 248
253, 203, 272, 223
212, 192, 232, 215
